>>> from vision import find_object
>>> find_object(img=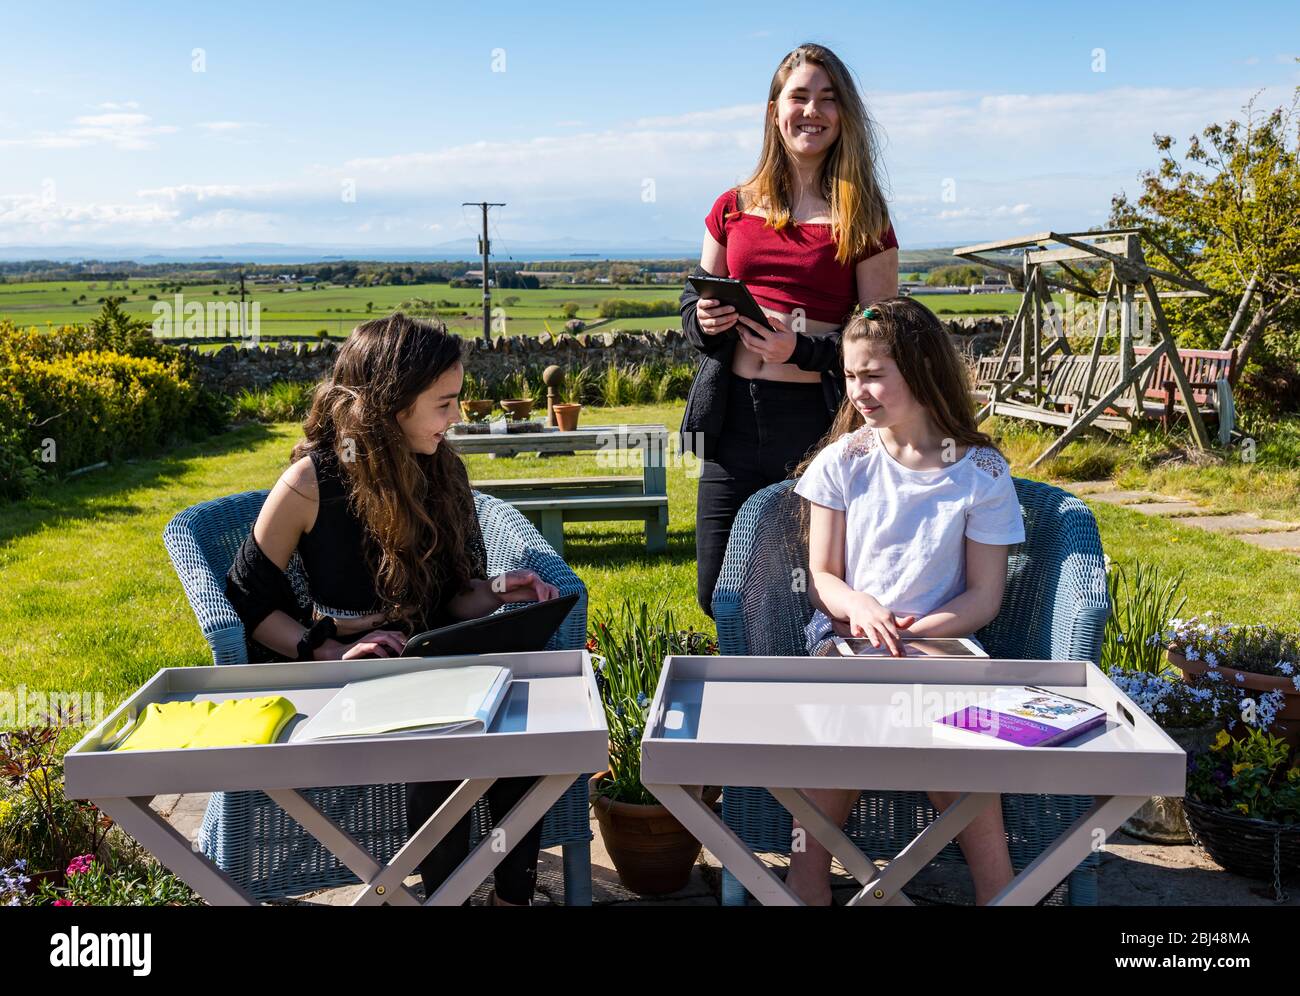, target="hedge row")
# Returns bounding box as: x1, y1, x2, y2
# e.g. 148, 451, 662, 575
0, 303, 228, 501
